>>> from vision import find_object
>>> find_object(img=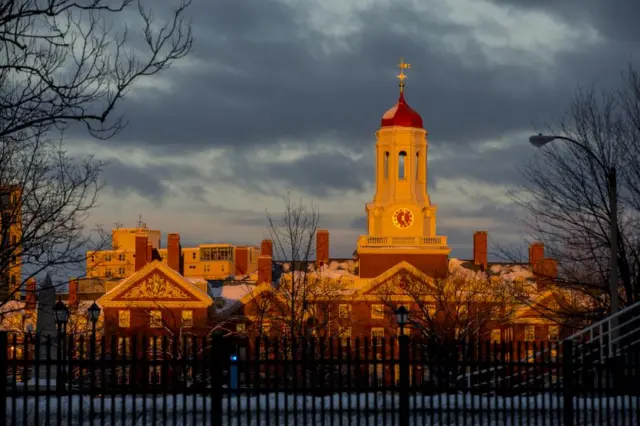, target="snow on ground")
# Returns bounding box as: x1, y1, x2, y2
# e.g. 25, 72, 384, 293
6, 393, 638, 425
